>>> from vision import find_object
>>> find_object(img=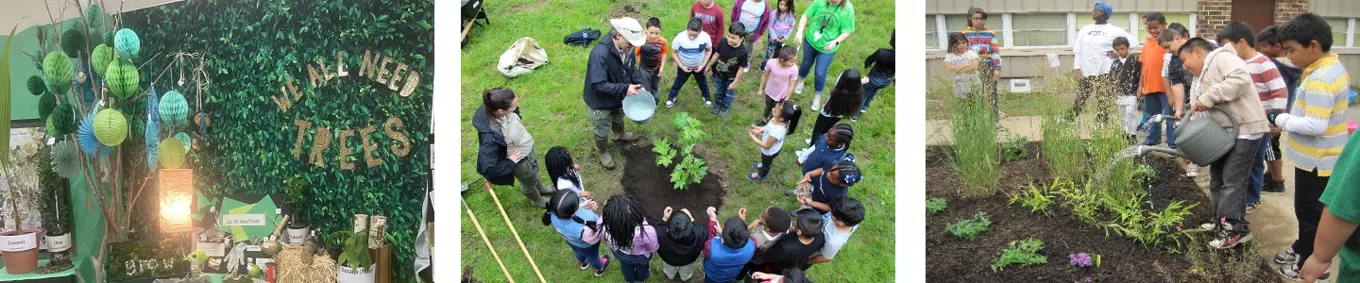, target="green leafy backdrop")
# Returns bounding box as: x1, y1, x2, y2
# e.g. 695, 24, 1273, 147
124, 0, 432, 281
